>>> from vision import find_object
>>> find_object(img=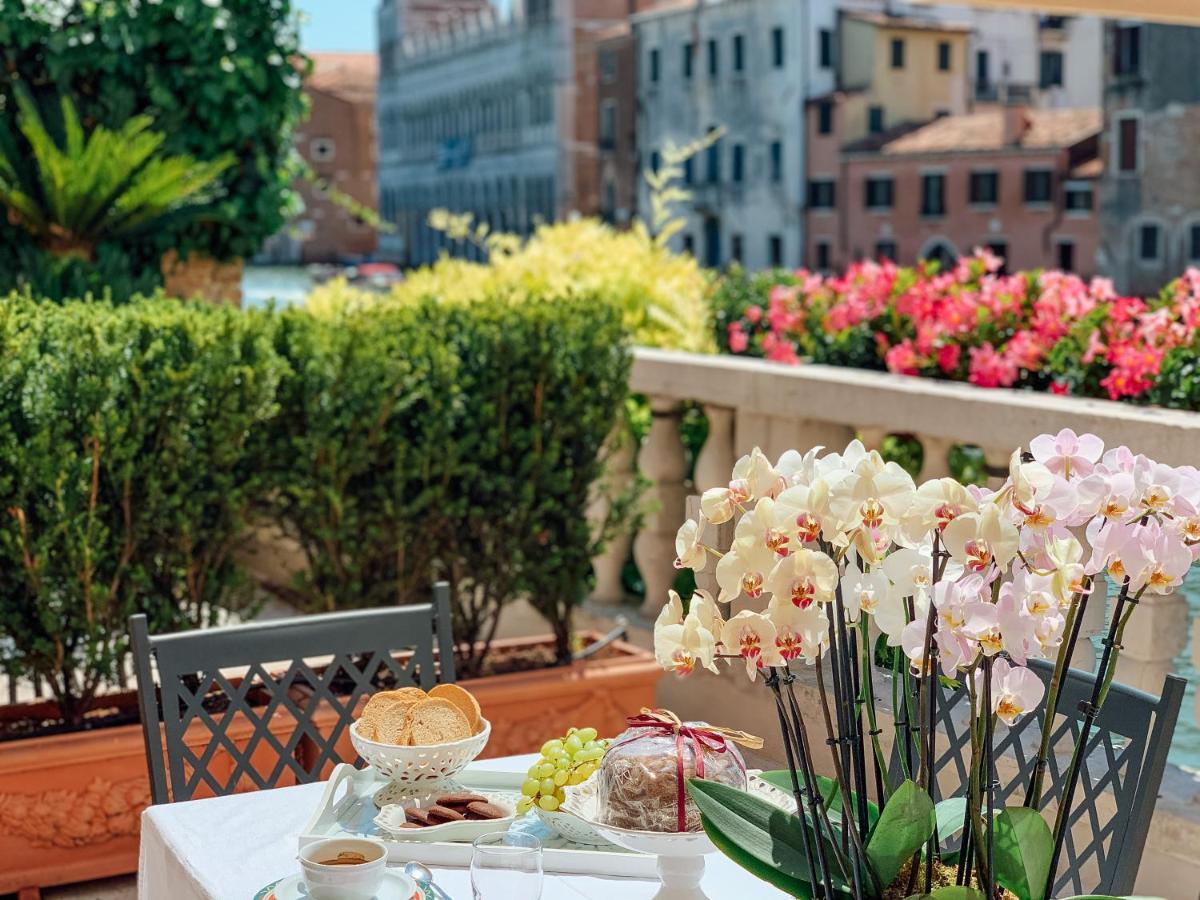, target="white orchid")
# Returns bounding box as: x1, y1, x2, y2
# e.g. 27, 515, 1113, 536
1003, 449, 1055, 516
700, 486, 736, 525
839, 569, 891, 623
775, 446, 824, 488
767, 599, 829, 663
943, 504, 1019, 576
653, 592, 718, 676
714, 498, 785, 602
827, 455, 917, 561
881, 544, 961, 606
674, 517, 707, 570
721, 610, 783, 679
773, 480, 832, 545
730, 447, 785, 502
765, 547, 839, 608
976, 657, 1046, 725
